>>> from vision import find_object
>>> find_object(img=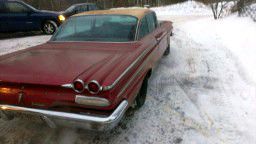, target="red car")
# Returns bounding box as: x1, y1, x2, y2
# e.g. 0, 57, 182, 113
0, 9, 173, 131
